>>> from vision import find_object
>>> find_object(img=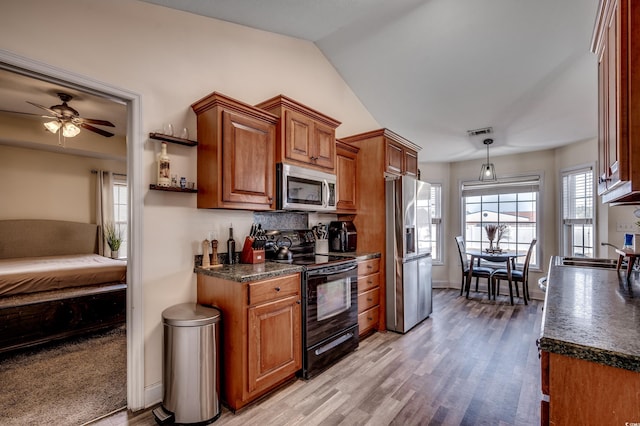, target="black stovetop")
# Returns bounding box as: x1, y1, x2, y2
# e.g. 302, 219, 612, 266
265, 229, 355, 269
